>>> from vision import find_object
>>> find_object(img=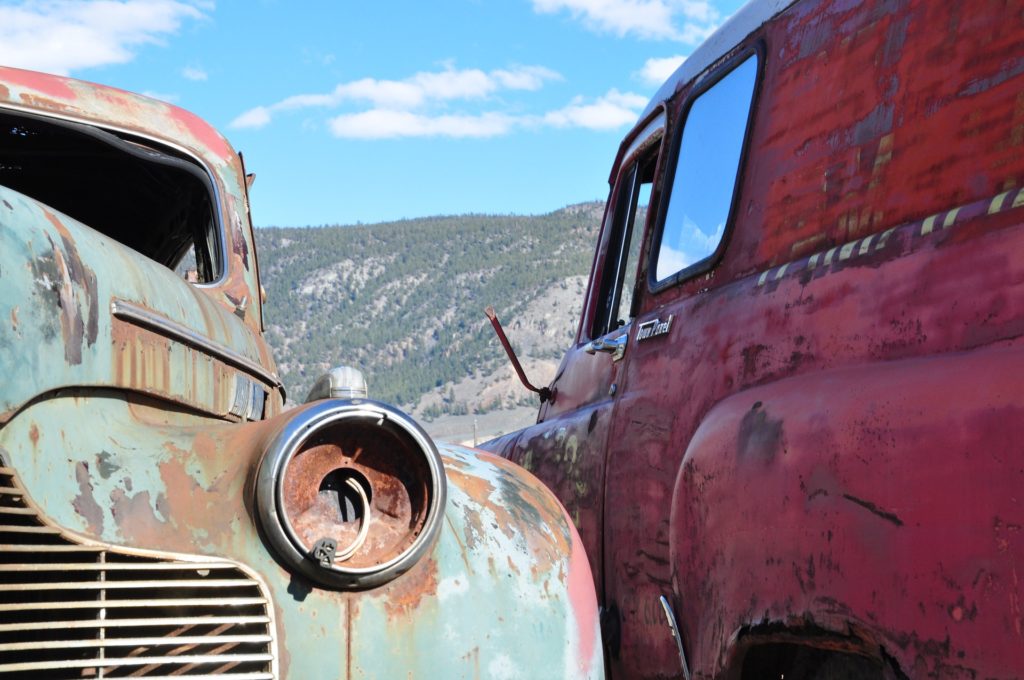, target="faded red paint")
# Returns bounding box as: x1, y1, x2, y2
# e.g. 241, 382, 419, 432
167, 105, 235, 162
482, 0, 1024, 677
567, 523, 598, 678
0, 66, 76, 100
